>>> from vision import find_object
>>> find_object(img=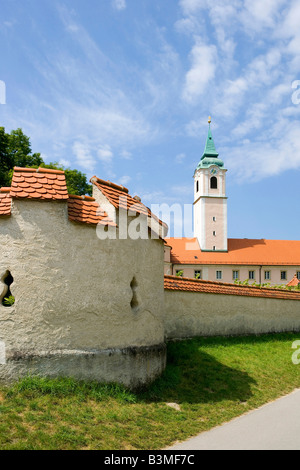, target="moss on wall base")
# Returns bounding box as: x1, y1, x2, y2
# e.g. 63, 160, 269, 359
0, 344, 167, 390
